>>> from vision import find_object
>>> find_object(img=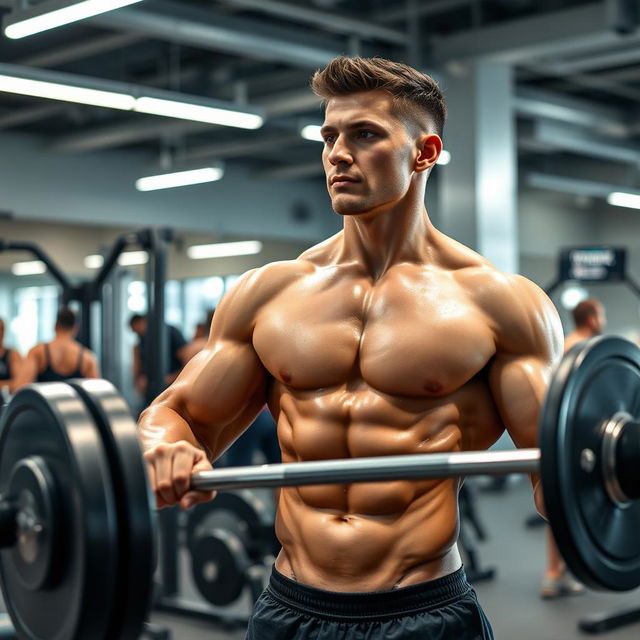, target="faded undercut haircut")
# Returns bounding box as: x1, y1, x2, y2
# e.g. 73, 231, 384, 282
311, 56, 447, 138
